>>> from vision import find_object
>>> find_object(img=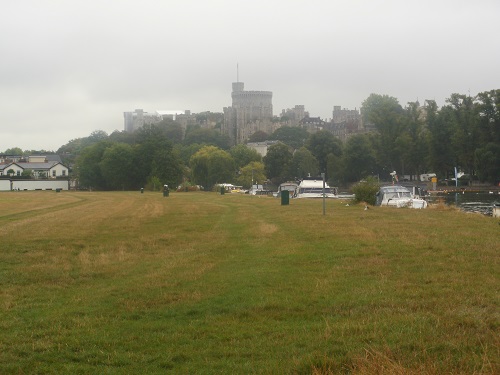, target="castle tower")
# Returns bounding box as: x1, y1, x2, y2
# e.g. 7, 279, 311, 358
223, 82, 273, 145
232, 82, 244, 93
